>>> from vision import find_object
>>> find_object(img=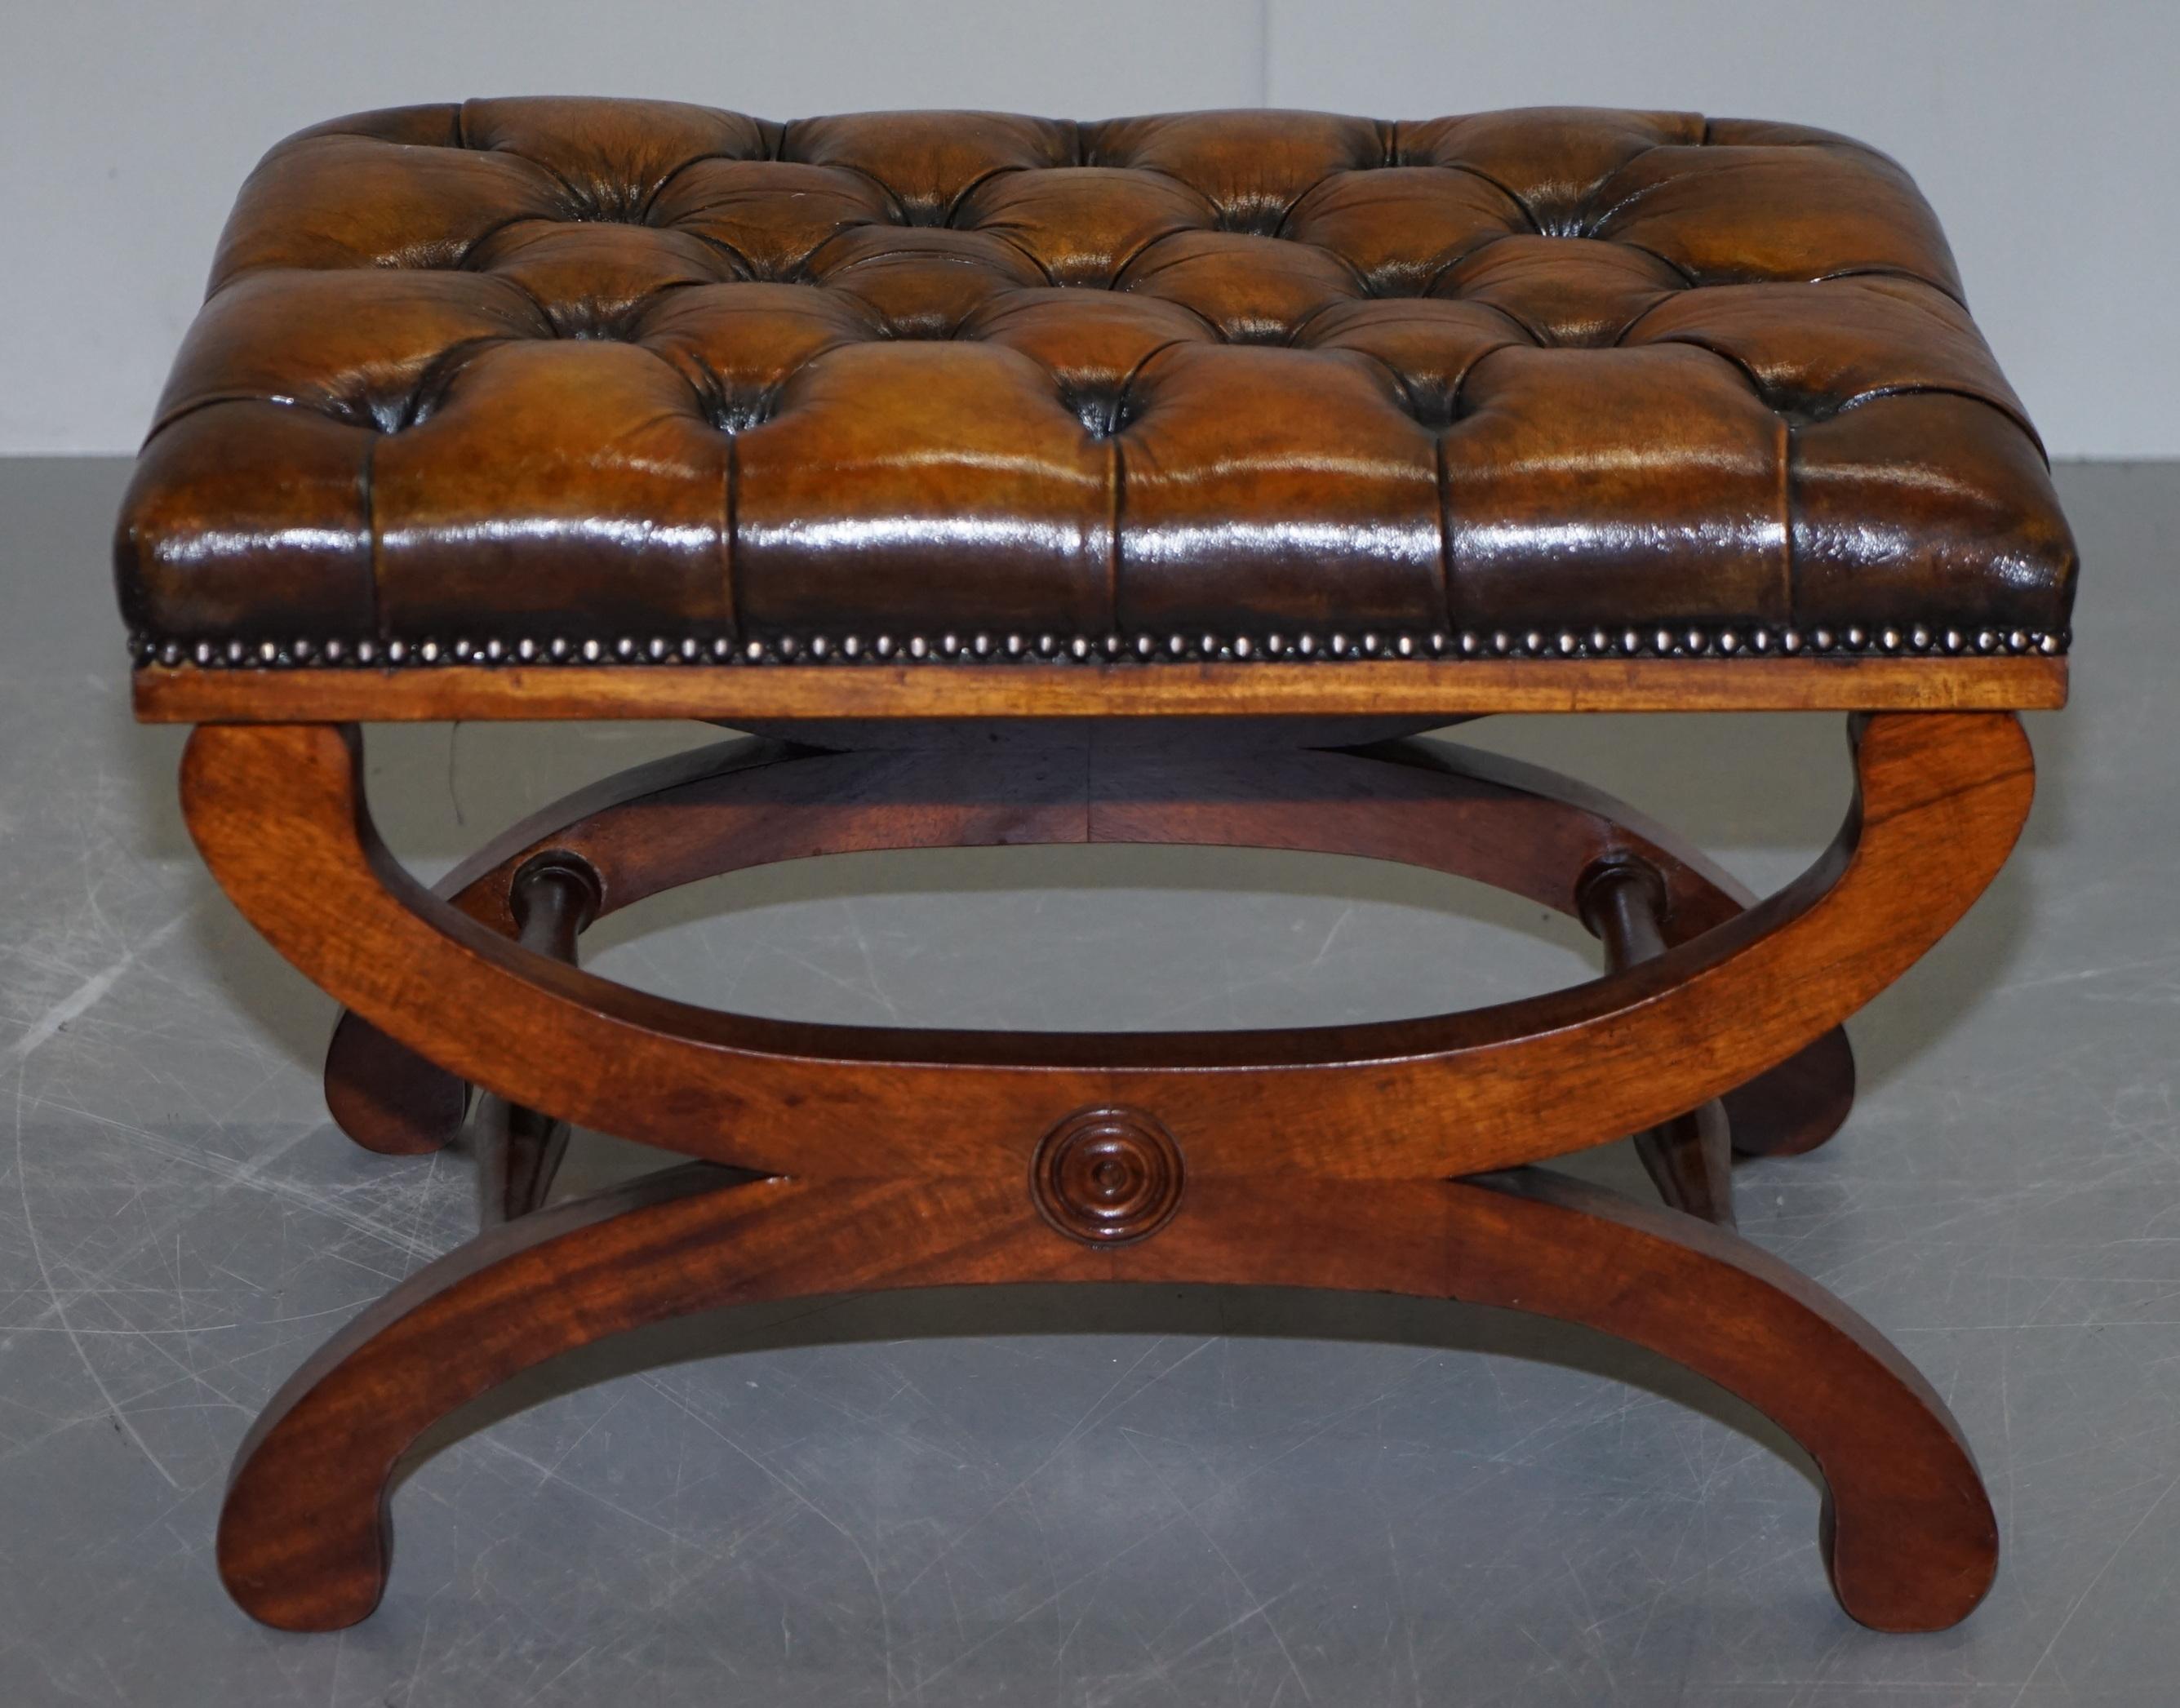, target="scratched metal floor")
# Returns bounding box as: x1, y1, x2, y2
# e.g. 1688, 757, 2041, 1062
2, 459, 2173, 1706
